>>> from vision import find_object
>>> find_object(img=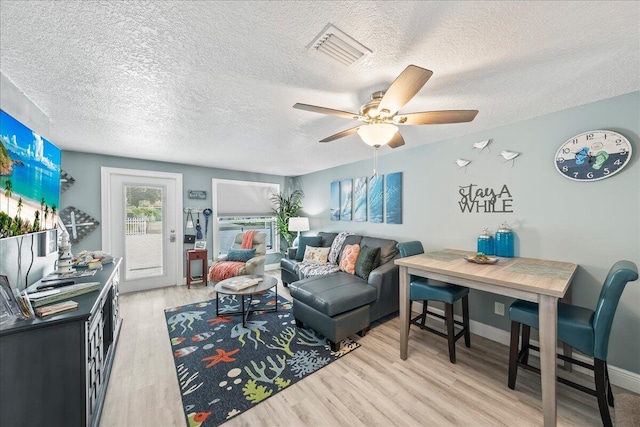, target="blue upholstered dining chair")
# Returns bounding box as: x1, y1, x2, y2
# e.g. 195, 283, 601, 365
507, 260, 638, 427
396, 241, 471, 363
